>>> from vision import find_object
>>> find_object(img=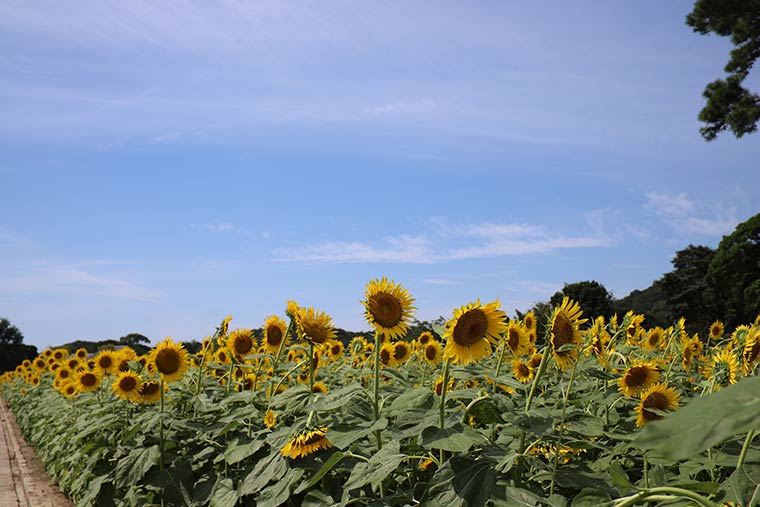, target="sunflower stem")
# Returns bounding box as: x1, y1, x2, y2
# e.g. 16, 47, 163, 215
272, 319, 294, 373
372, 331, 383, 451
308, 342, 315, 394
737, 429, 756, 472
225, 360, 235, 394
612, 487, 720, 507
525, 346, 549, 413
439, 357, 451, 430
549, 353, 579, 497
493, 341, 507, 389
194, 328, 219, 396
159, 378, 165, 474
